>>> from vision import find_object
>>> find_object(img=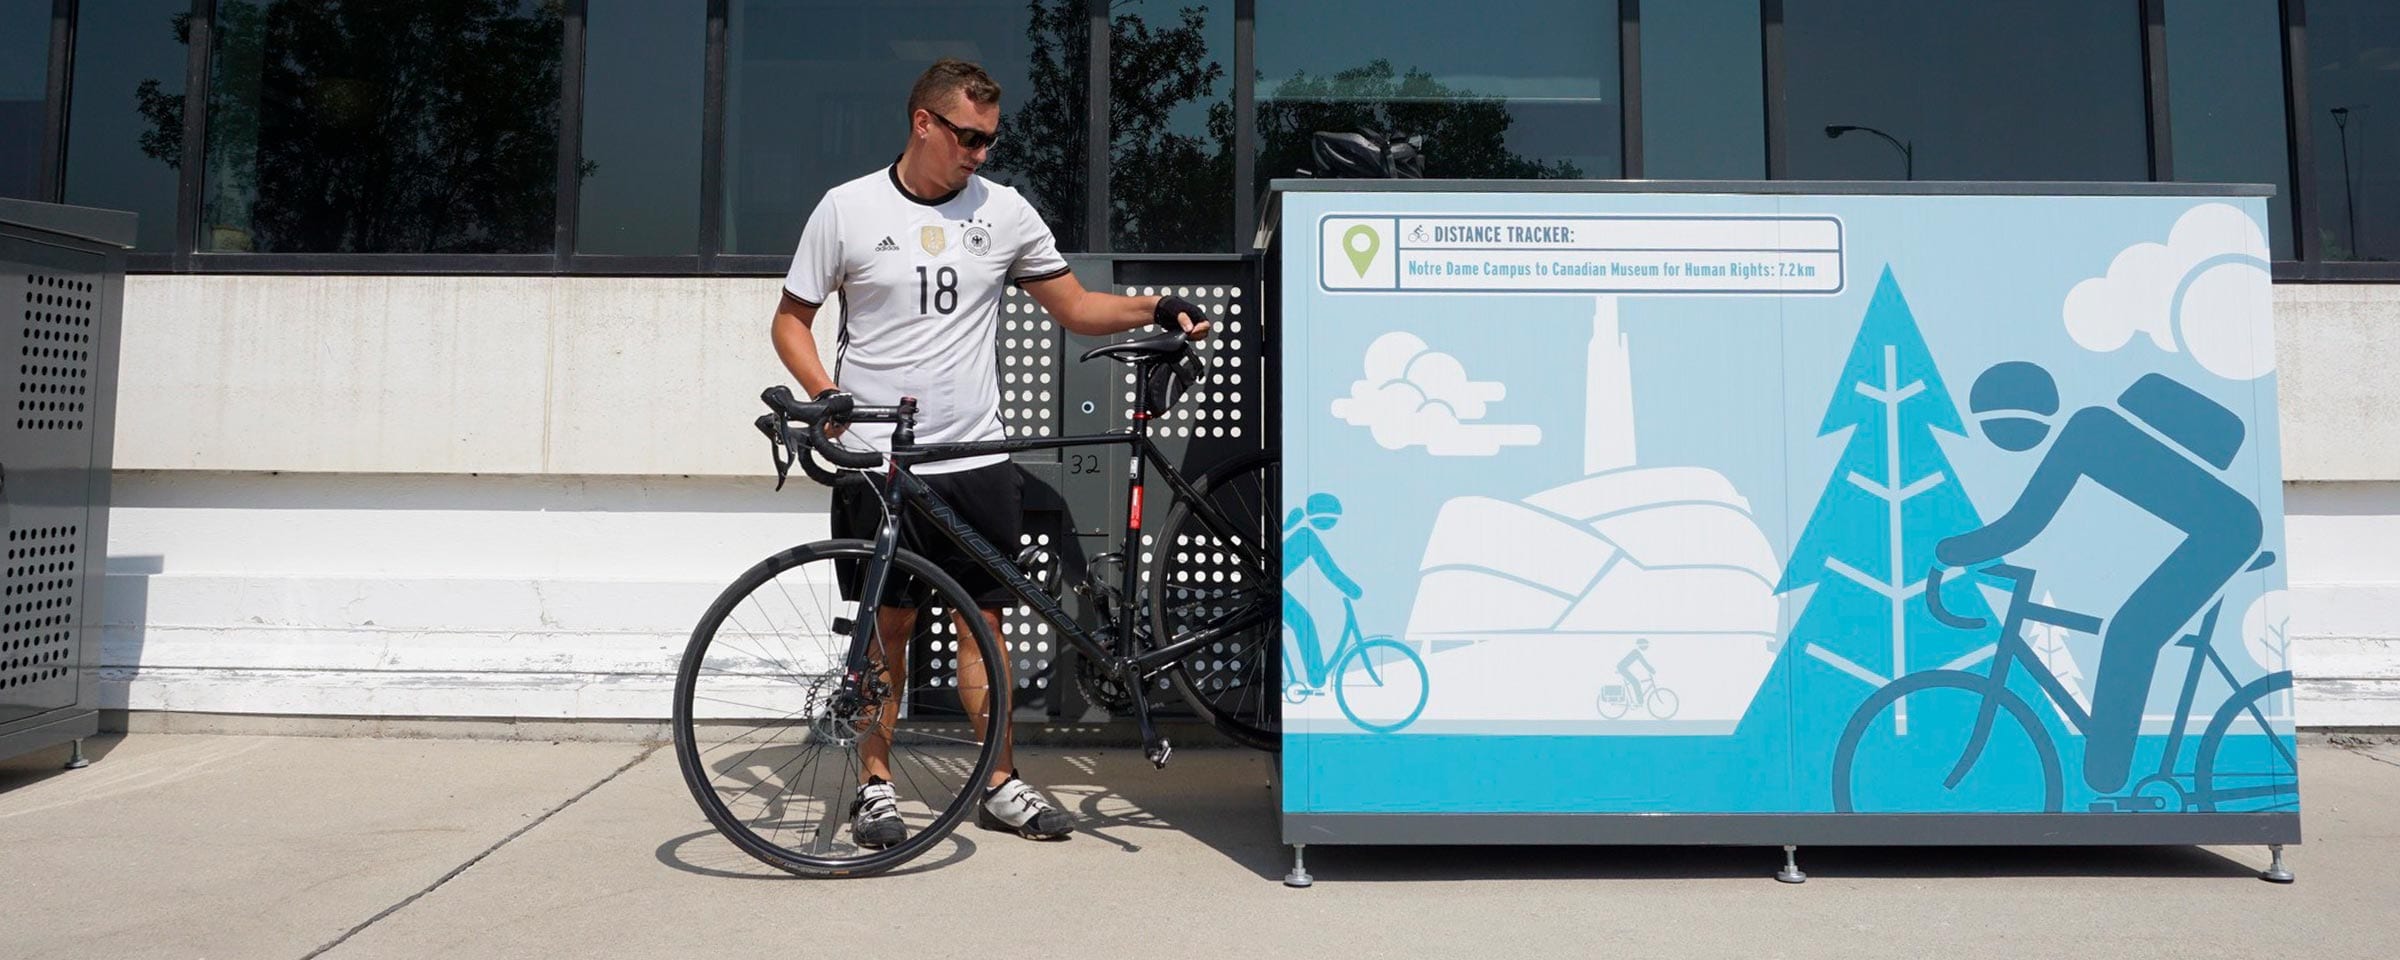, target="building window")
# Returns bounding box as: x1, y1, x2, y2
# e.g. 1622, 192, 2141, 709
1107, 0, 1232, 253
197, 0, 564, 254
579, 0, 703, 256
1255, 0, 1623, 196
1641, 0, 1764, 180
724, 0, 1089, 257
2167, 0, 2294, 260
63, 0, 190, 251
1781, 1, 2148, 182
2307, 0, 2400, 262
0, 0, 51, 201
